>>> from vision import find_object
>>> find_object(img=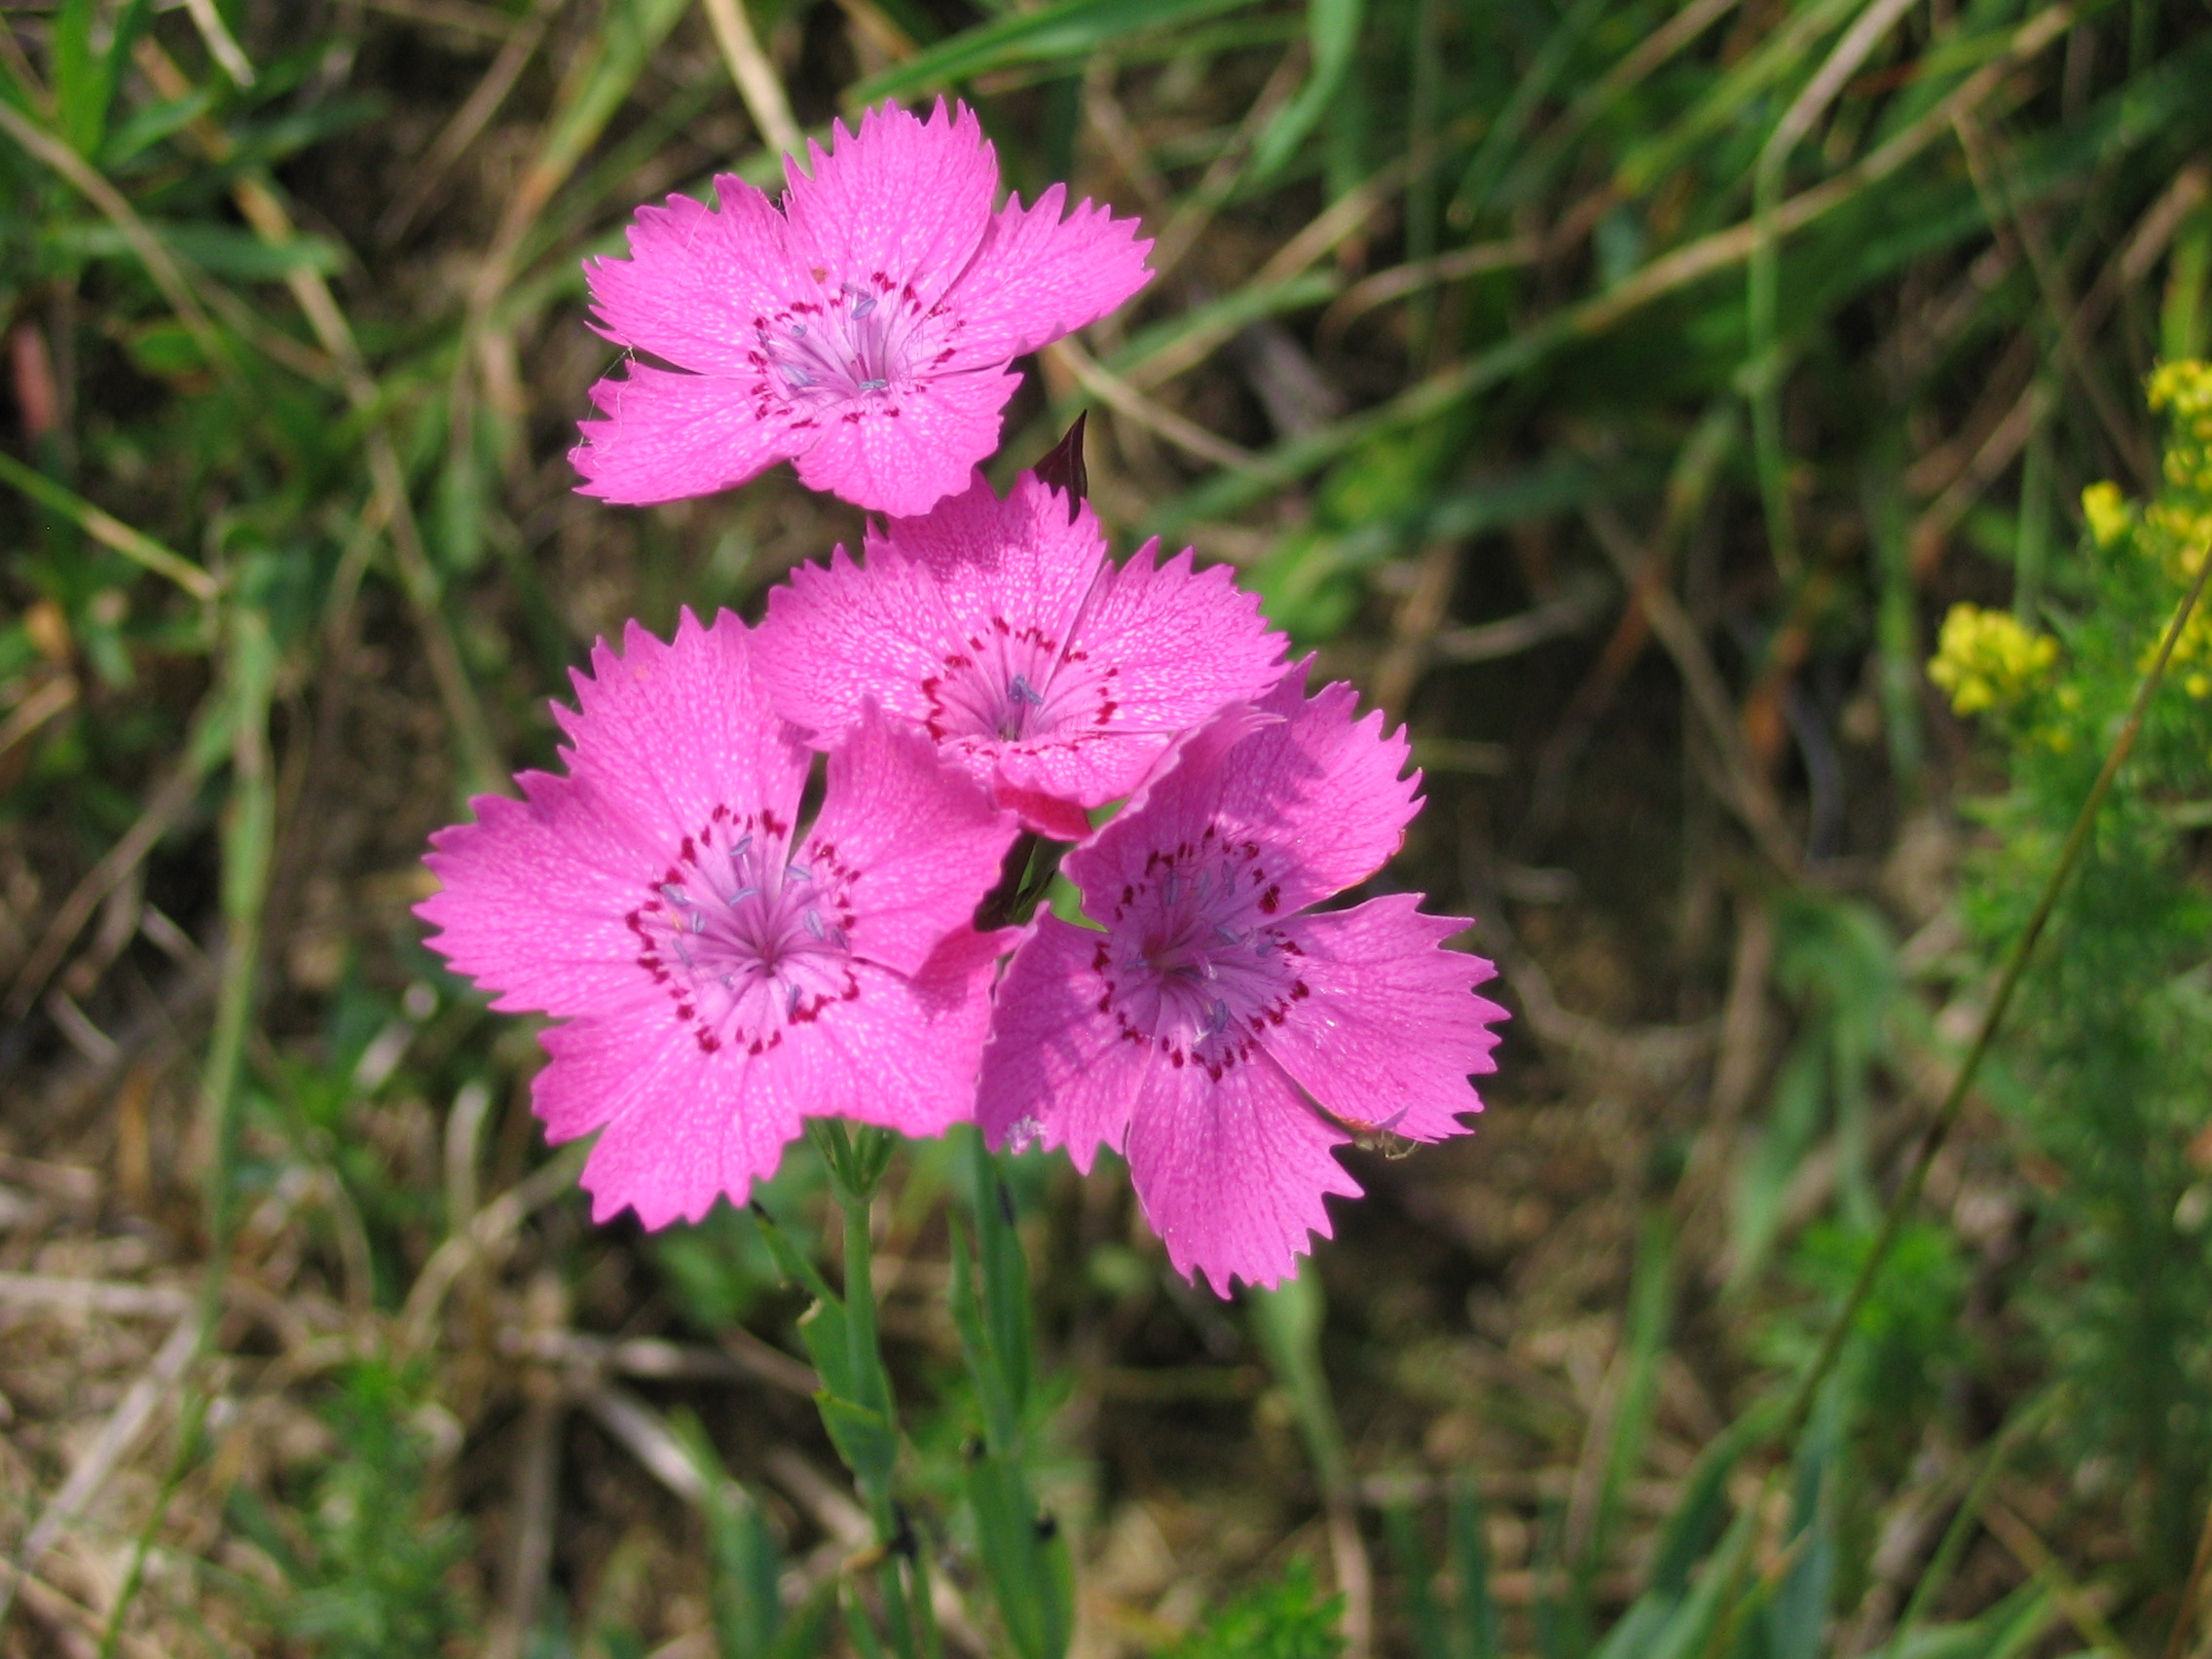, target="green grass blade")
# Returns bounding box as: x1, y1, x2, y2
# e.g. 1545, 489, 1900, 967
851, 0, 1264, 101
